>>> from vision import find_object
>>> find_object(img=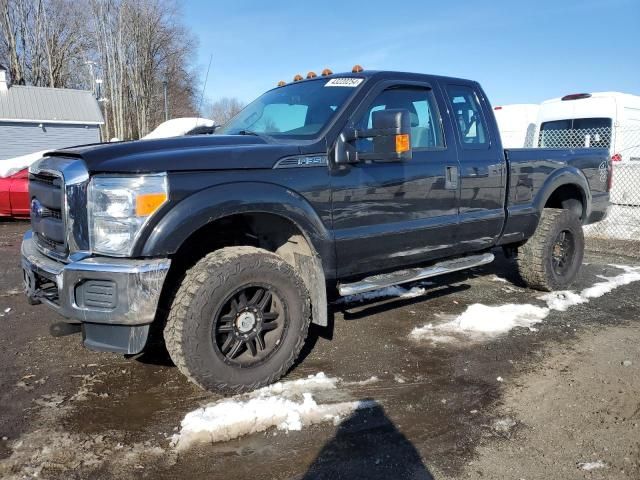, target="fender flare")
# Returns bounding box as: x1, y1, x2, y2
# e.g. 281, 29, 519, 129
532, 165, 591, 220
139, 182, 332, 326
